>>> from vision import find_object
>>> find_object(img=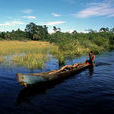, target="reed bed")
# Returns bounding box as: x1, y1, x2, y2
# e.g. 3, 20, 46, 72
0, 41, 58, 69
12, 53, 49, 69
